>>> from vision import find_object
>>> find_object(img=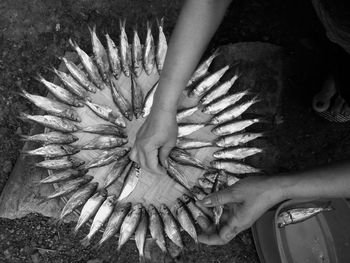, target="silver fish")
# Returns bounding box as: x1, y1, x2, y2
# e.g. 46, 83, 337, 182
105, 33, 122, 79
20, 131, 79, 145
148, 204, 167, 254
35, 156, 85, 170
177, 123, 206, 137
211, 118, 261, 136
41, 175, 93, 202
85, 101, 126, 128
84, 148, 129, 170
215, 132, 264, 147
36, 75, 83, 107
143, 21, 156, 75
132, 27, 143, 77
209, 96, 259, 125
37, 169, 87, 184
156, 18, 167, 72
19, 113, 80, 133
213, 147, 263, 160
110, 78, 133, 121
82, 124, 127, 137
22, 144, 79, 158
74, 189, 108, 233
176, 137, 213, 150
211, 172, 226, 226
198, 178, 214, 191
69, 39, 108, 90
118, 162, 140, 201
81, 135, 128, 150
277, 206, 333, 228
98, 202, 131, 246
211, 160, 261, 174
203, 171, 227, 184
189, 65, 229, 97
81, 195, 117, 246
202, 90, 249, 115
118, 203, 142, 251
190, 186, 207, 201
200, 74, 240, 105
103, 156, 130, 188
159, 204, 183, 249
135, 207, 149, 262
89, 25, 110, 81
119, 19, 131, 77
19, 88, 81, 122
227, 175, 240, 186
59, 182, 98, 223
142, 81, 158, 118
181, 194, 211, 230
187, 49, 220, 87
176, 105, 199, 122
169, 147, 207, 169
174, 198, 198, 244
52, 67, 91, 101
167, 158, 190, 190
131, 75, 144, 119
60, 56, 97, 93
